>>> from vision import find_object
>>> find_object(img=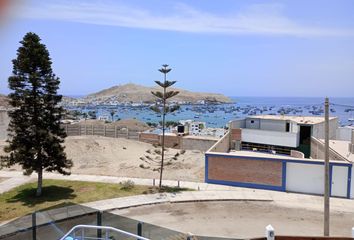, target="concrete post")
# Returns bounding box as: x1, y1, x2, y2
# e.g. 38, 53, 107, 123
115, 126, 118, 138
137, 222, 142, 237
127, 128, 129, 139
104, 125, 106, 137
324, 97, 330, 236
265, 225, 274, 240
352, 227, 354, 238
97, 211, 102, 238
32, 212, 36, 240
